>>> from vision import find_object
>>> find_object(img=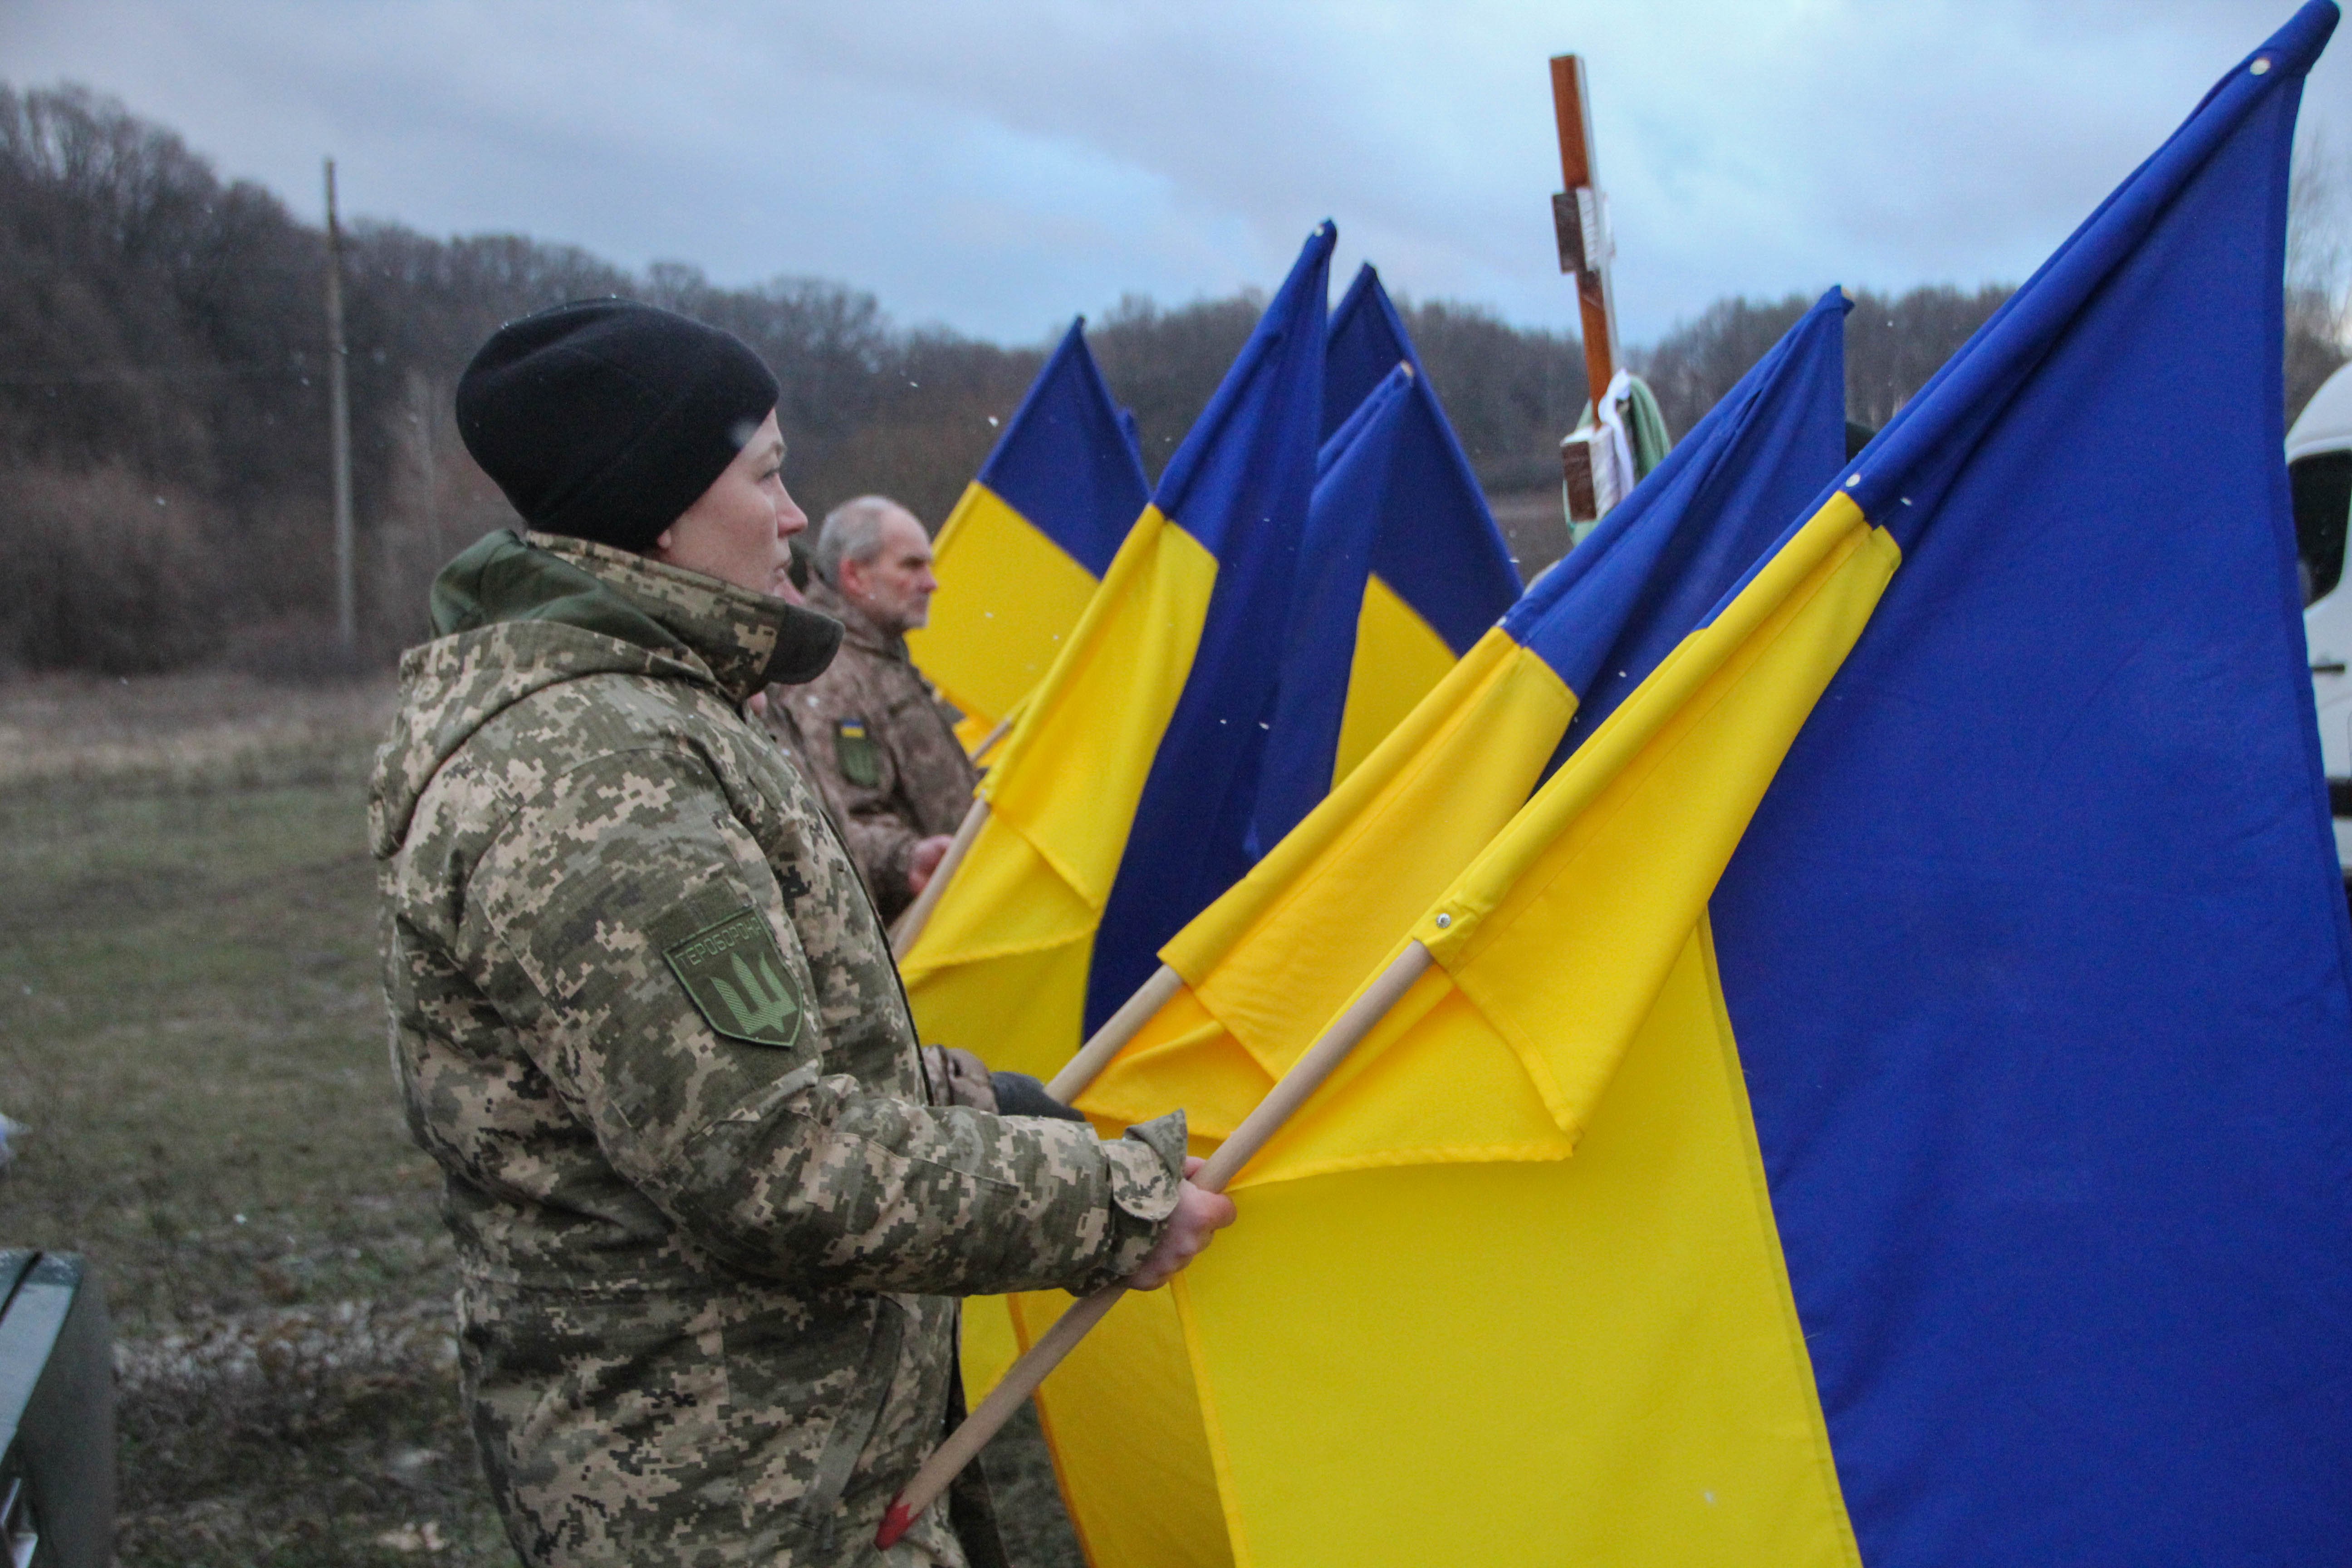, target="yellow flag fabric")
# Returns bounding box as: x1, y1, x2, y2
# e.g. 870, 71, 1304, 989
911, 481, 1106, 735
902, 510, 1218, 1082
1046, 493, 1896, 1565
1075, 624, 1573, 1137
1329, 574, 1458, 791
906, 317, 1148, 737
1009, 1286, 1231, 1568
1179, 924, 1856, 1567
